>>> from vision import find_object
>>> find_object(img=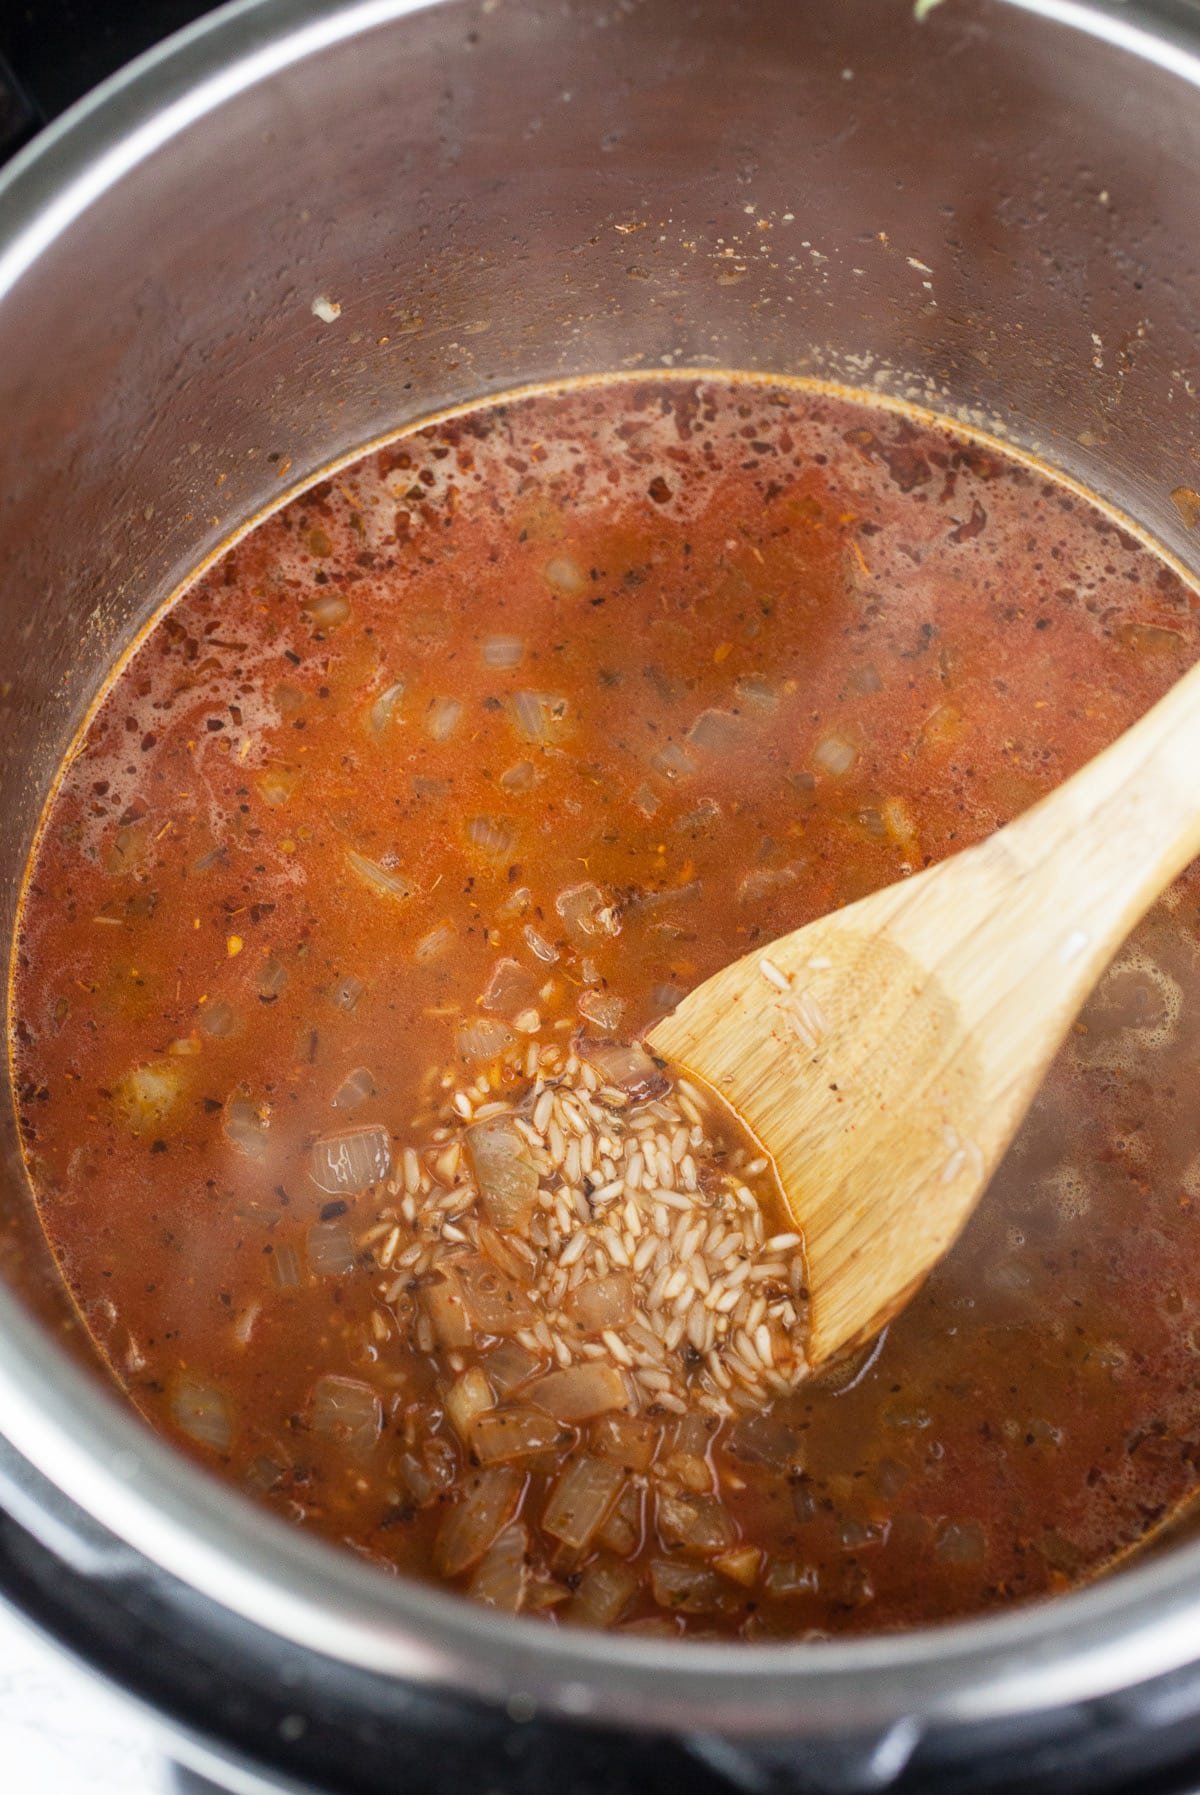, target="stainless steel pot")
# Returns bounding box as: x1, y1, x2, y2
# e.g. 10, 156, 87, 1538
3, 0, 1200, 1763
